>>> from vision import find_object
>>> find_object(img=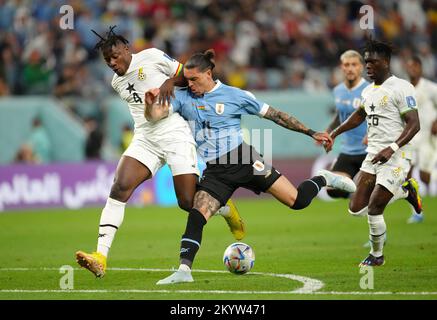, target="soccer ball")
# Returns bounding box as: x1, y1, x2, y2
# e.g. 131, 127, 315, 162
223, 242, 255, 274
